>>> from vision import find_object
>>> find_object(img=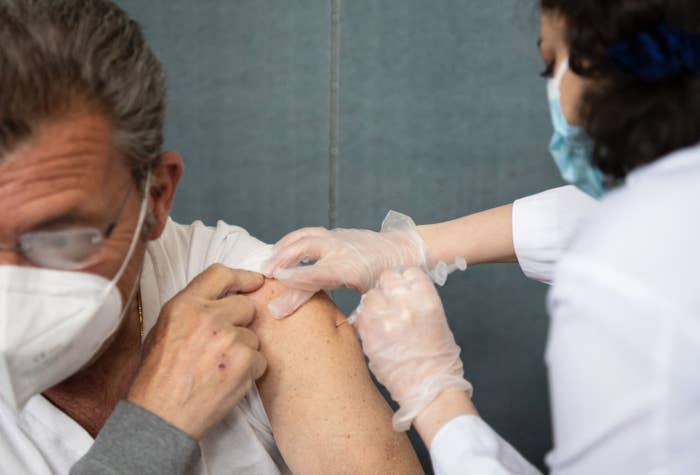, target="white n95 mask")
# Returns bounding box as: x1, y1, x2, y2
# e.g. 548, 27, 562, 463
0, 173, 151, 412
